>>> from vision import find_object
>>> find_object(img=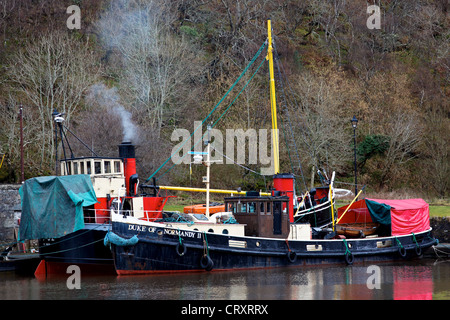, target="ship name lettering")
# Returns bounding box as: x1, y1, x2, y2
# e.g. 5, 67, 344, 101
164, 229, 196, 238
128, 224, 147, 232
